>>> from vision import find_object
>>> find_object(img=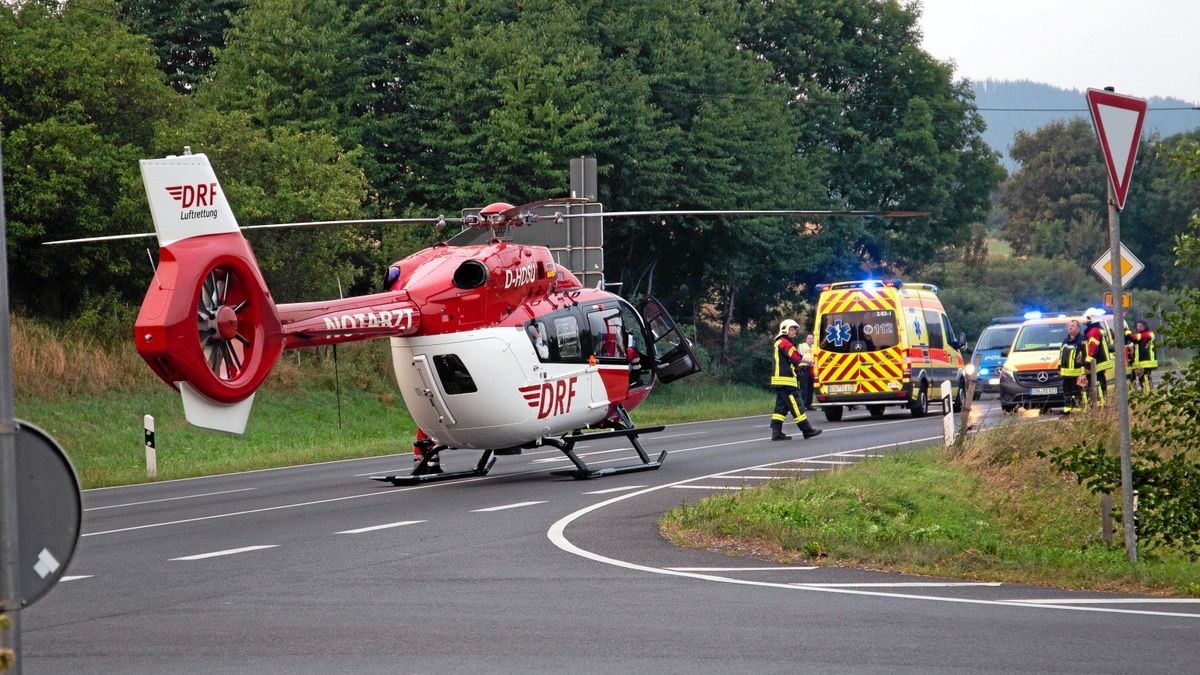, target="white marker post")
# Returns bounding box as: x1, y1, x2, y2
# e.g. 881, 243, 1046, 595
940, 380, 956, 447
144, 415, 156, 479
